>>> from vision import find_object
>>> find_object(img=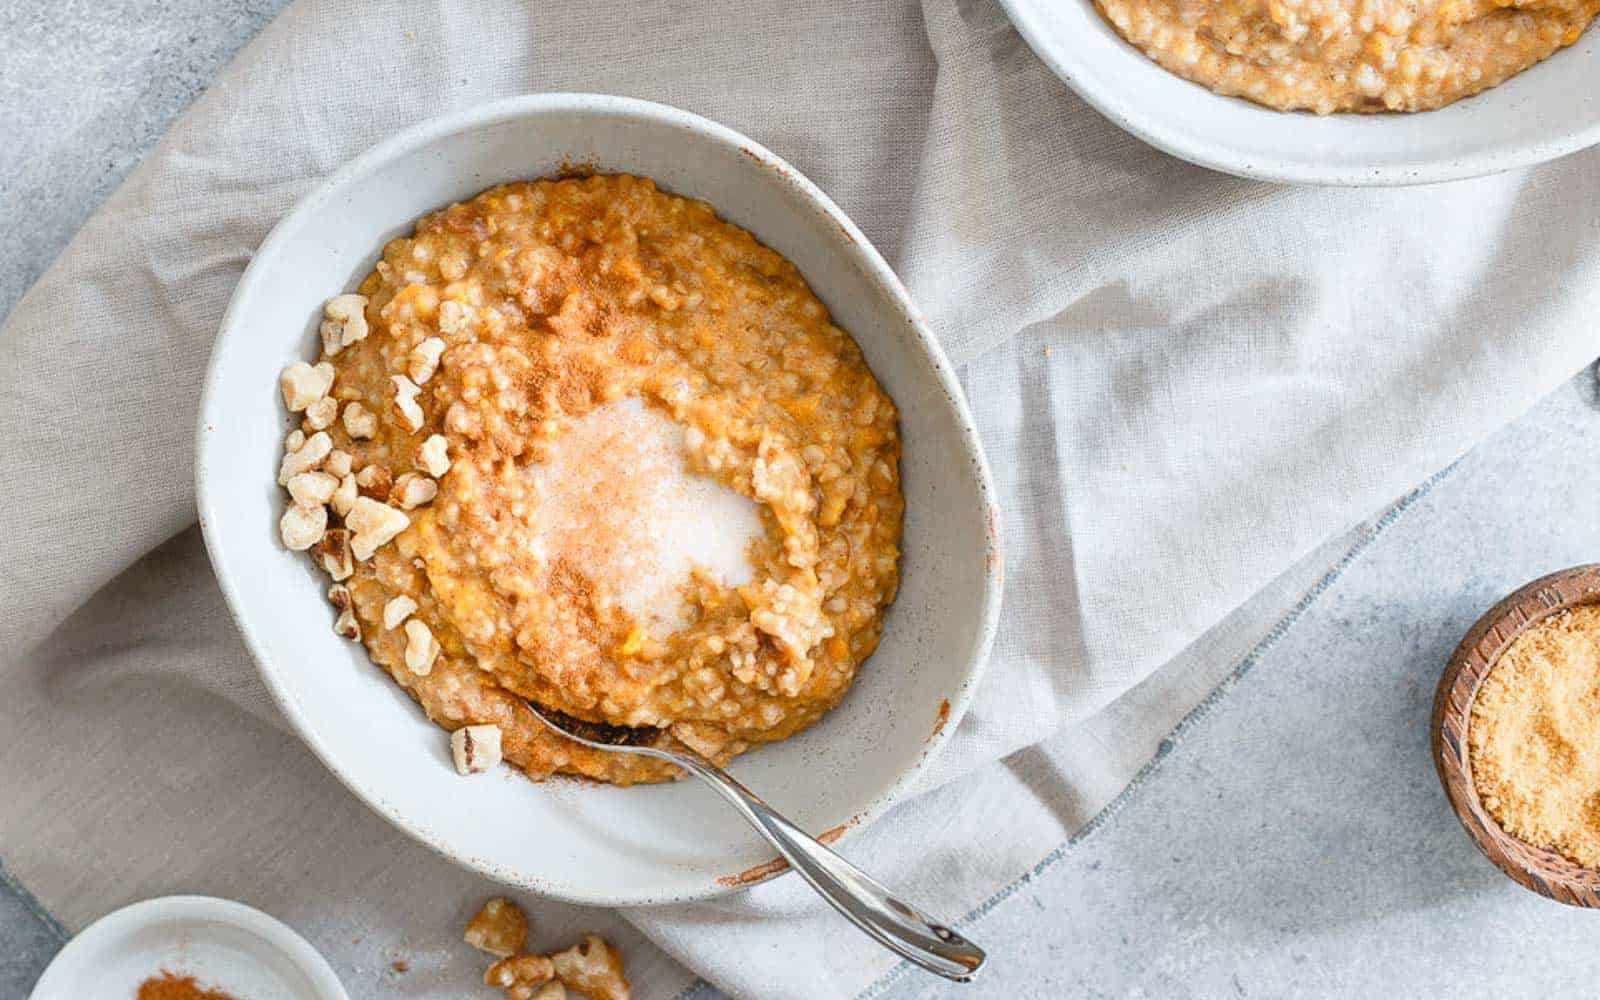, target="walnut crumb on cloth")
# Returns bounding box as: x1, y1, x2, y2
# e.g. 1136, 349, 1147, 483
465, 898, 630, 1000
